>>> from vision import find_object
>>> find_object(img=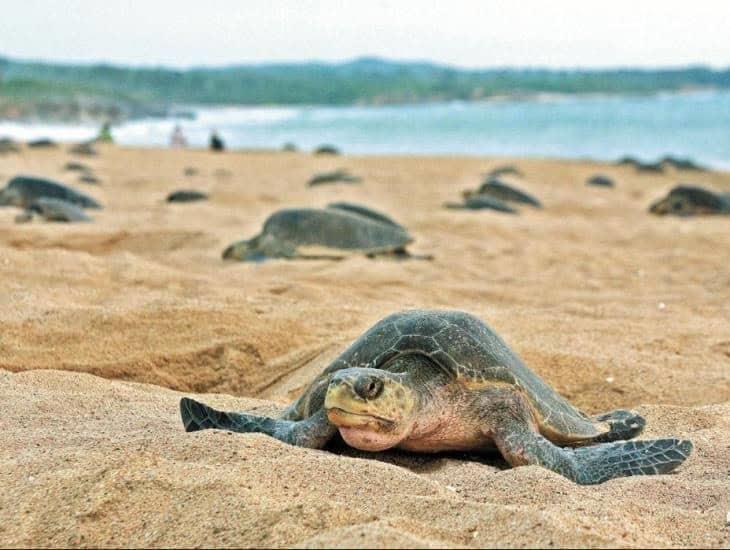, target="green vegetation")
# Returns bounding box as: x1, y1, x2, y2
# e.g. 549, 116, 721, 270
1, 55, 729, 120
